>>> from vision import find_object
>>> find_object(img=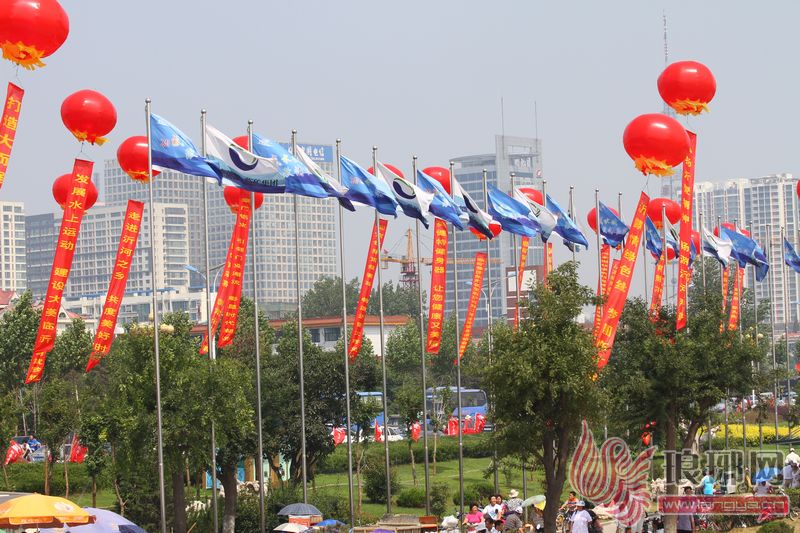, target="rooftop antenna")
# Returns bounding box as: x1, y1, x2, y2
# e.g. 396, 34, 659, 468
663, 10, 669, 67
